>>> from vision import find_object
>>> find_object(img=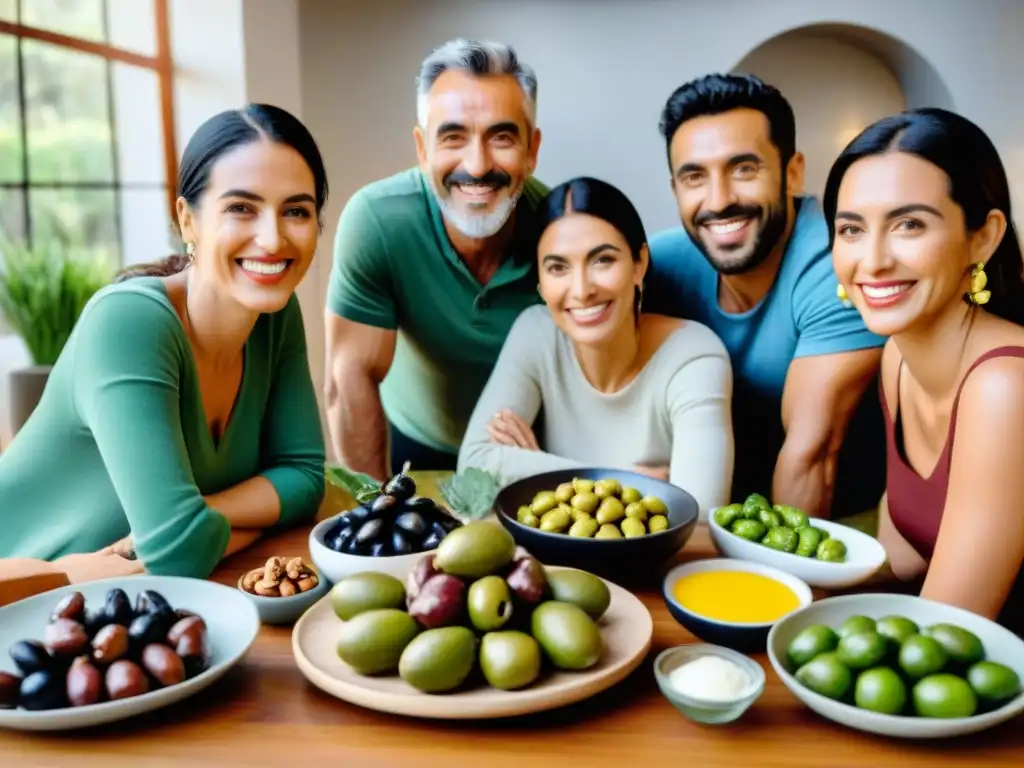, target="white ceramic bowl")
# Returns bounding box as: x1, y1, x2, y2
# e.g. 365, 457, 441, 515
0, 575, 260, 732
308, 512, 436, 584
235, 564, 330, 625
709, 513, 887, 589
767, 592, 1024, 739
